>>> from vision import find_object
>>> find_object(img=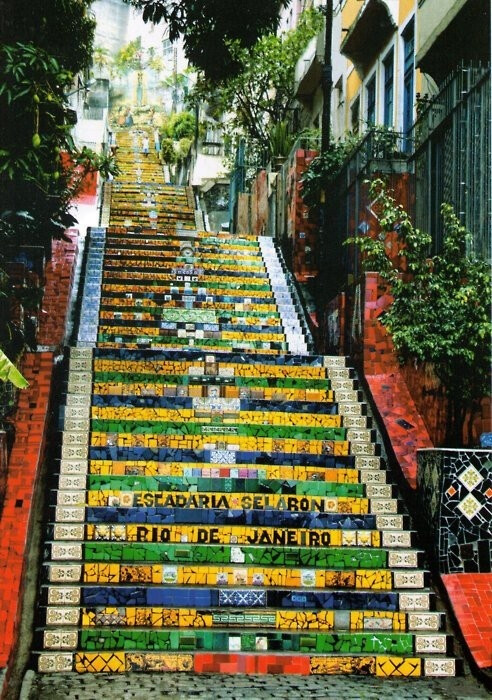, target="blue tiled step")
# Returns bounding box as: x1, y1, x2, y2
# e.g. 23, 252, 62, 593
92, 347, 330, 366
83, 508, 383, 528
90, 396, 340, 415
72, 586, 431, 611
